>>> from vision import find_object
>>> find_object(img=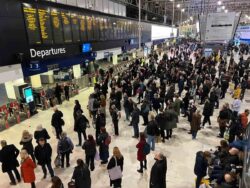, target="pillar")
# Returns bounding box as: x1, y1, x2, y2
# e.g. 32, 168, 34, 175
73, 64, 81, 79
30, 74, 42, 88
112, 54, 118, 65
